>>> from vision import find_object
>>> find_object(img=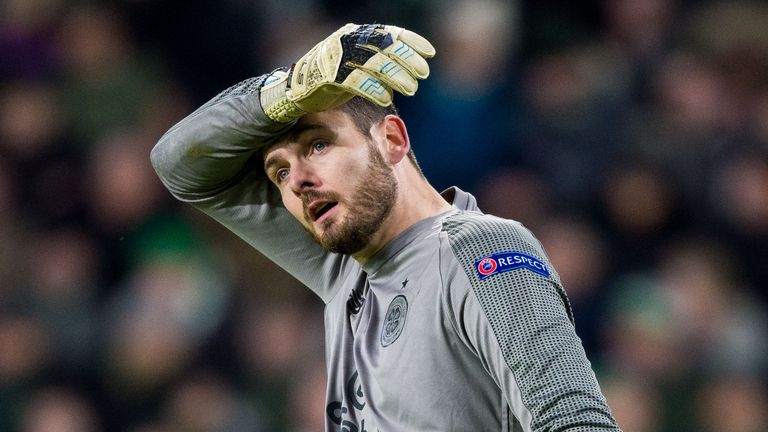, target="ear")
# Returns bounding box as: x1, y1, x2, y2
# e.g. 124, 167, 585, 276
376, 114, 411, 165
